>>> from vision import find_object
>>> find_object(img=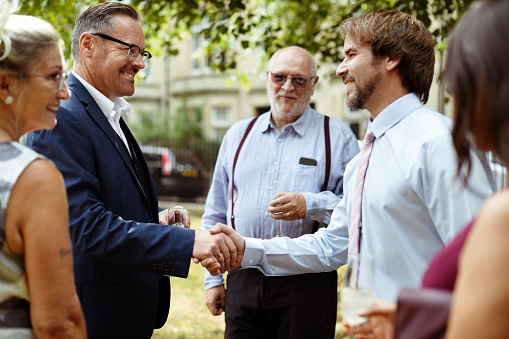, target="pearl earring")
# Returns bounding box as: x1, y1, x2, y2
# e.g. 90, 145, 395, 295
5, 95, 13, 105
